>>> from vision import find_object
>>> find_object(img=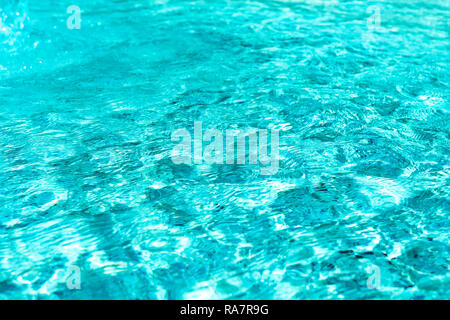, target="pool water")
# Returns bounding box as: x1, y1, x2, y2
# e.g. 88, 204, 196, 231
0, 0, 449, 299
